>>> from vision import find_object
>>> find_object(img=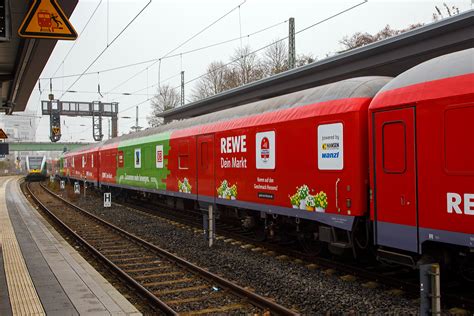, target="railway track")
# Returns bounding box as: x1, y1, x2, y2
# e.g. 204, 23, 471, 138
119, 196, 474, 312
25, 181, 298, 315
